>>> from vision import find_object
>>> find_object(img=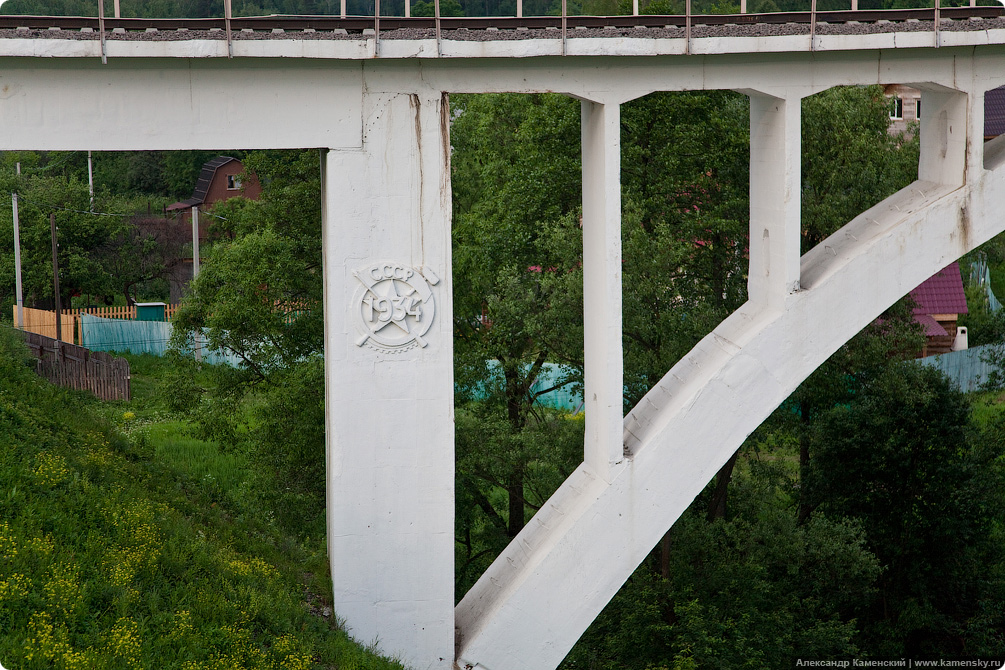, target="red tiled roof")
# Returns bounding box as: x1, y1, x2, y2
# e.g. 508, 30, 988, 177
987, 86, 1005, 138
910, 262, 968, 316
915, 313, 948, 337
